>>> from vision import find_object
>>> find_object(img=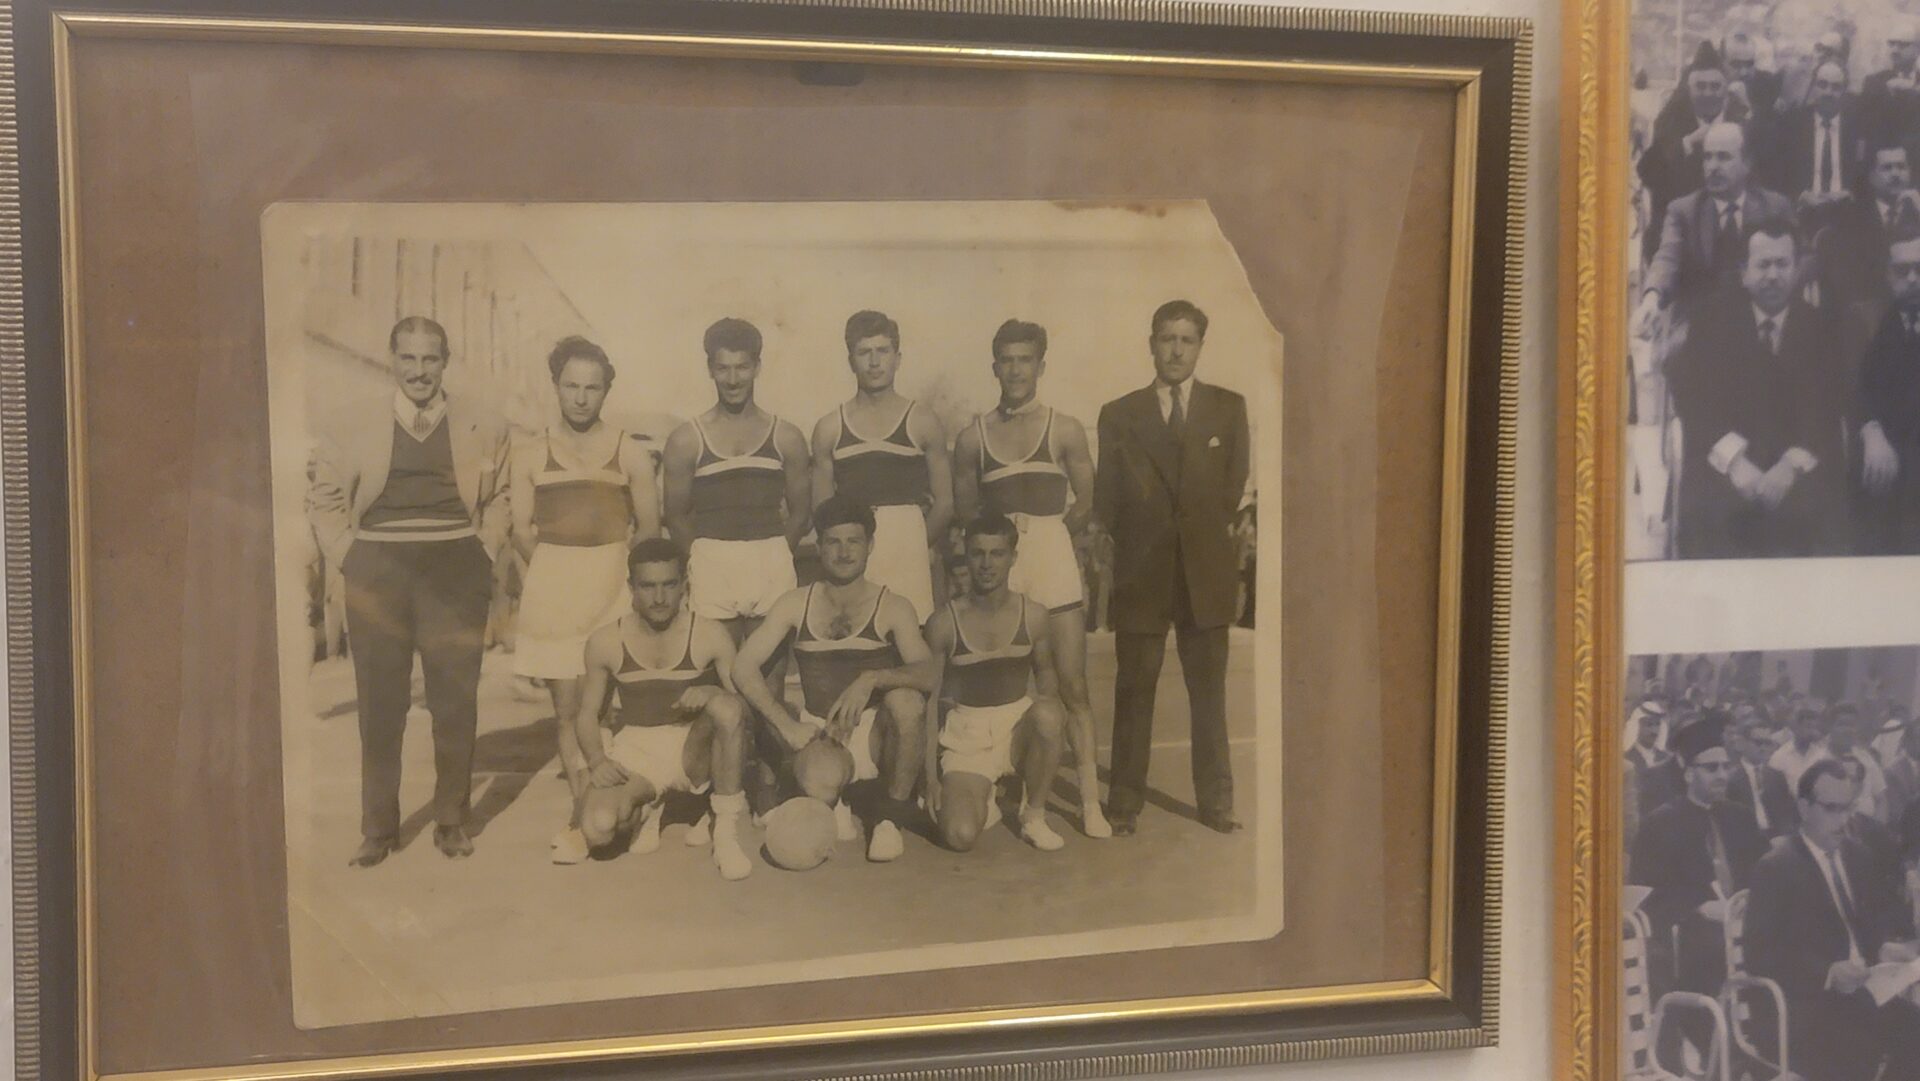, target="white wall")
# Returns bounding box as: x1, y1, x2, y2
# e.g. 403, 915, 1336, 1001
2, 0, 1557, 1074
1156, 0, 1560, 1078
